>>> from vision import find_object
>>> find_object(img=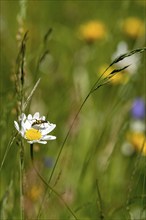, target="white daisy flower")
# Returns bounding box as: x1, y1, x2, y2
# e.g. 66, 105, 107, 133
14, 112, 56, 144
